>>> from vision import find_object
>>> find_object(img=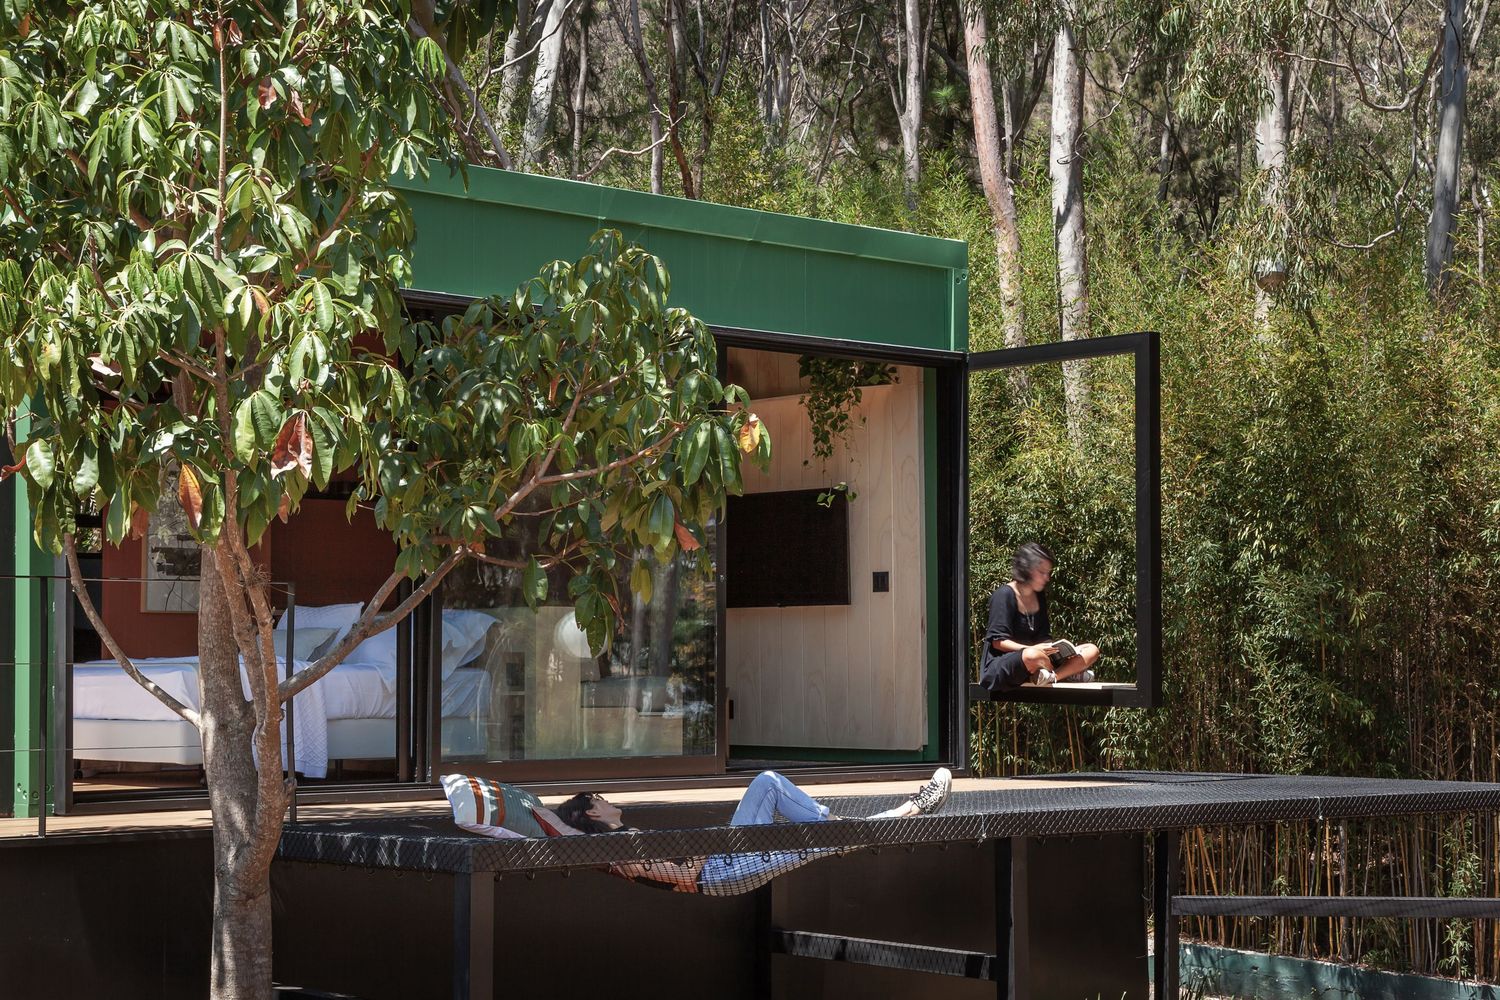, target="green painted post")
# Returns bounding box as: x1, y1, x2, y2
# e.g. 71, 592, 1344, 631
7, 435, 47, 820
